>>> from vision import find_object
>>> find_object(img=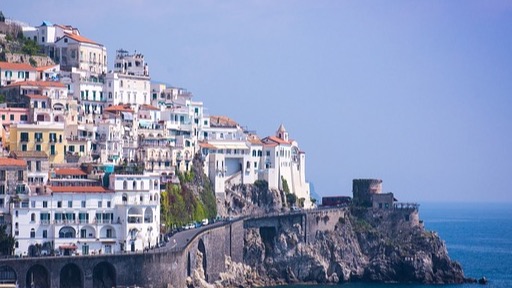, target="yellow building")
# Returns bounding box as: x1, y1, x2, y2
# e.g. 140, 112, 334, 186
9, 122, 66, 164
